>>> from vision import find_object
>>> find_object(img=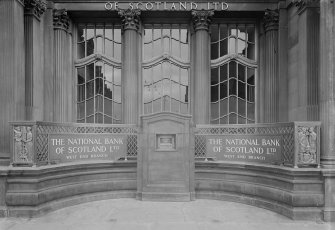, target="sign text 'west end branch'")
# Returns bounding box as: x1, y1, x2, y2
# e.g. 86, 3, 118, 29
104, 1, 229, 11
